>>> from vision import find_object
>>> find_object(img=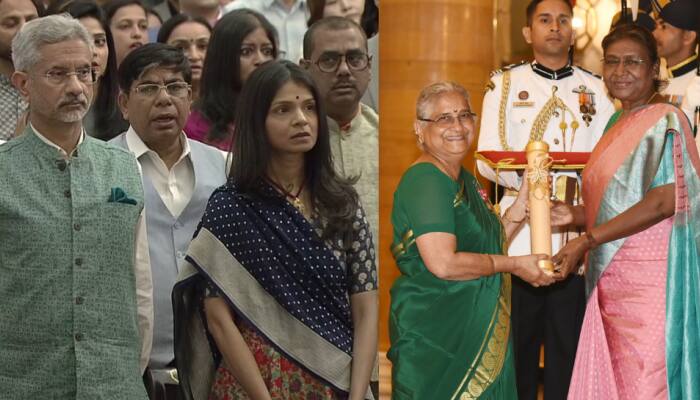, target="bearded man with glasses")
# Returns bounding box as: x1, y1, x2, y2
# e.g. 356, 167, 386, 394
475, 1, 616, 399
301, 16, 378, 248
110, 43, 227, 400
0, 14, 153, 399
